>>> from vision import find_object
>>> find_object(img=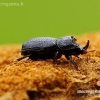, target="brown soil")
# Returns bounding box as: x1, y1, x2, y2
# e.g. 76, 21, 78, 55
0, 33, 100, 100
